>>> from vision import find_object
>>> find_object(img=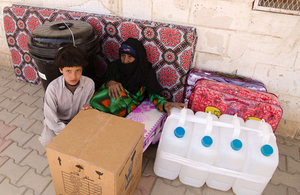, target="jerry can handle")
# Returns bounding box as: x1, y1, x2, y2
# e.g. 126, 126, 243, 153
232, 114, 241, 139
